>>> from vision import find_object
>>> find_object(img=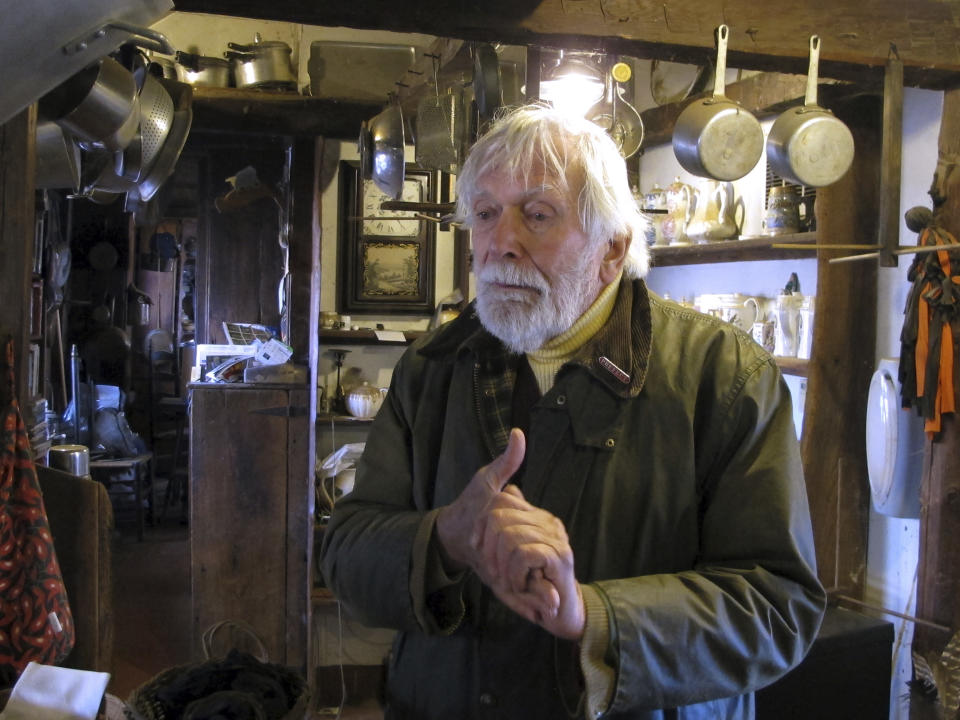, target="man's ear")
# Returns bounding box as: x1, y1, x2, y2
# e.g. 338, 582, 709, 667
599, 234, 630, 284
